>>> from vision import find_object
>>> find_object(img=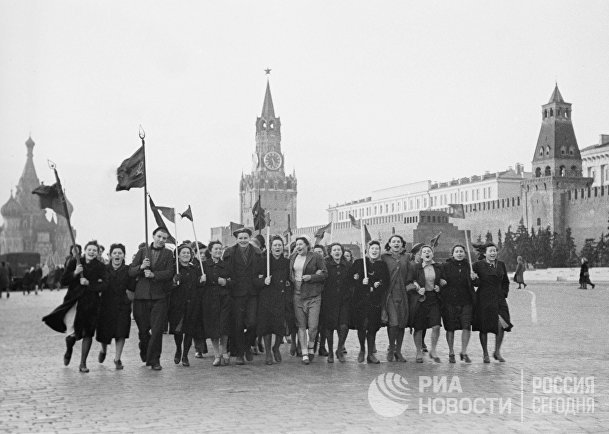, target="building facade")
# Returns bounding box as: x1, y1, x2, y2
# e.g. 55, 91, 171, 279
0, 137, 74, 265
581, 134, 609, 187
